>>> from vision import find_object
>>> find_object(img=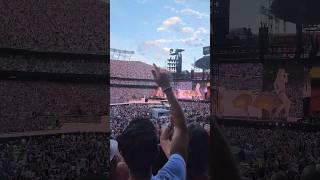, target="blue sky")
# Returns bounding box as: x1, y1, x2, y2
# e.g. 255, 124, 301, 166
110, 0, 210, 71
